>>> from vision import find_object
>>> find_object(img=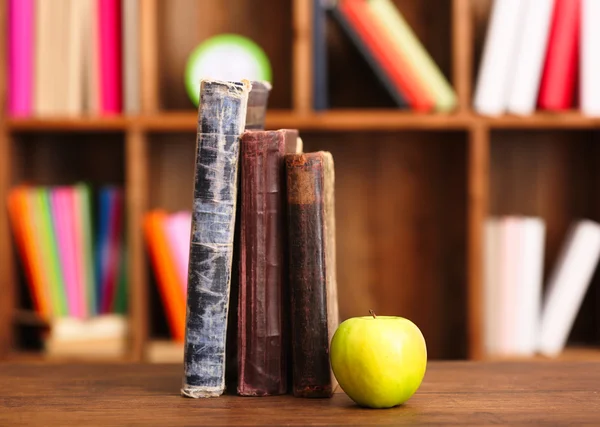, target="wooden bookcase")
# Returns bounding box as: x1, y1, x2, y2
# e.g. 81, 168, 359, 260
0, 0, 599, 362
